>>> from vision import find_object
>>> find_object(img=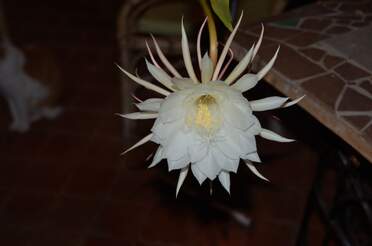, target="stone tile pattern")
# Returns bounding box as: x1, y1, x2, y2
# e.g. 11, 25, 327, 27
235, 0, 372, 163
